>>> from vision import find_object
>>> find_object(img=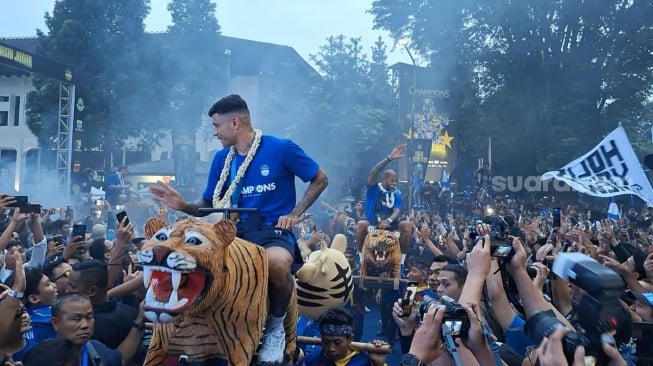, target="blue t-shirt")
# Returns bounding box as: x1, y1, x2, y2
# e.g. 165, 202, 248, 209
365, 183, 402, 225
14, 305, 56, 361
88, 339, 122, 366
504, 315, 535, 357
104, 172, 122, 204
202, 135, 319, 225
300, 348, 373, 366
